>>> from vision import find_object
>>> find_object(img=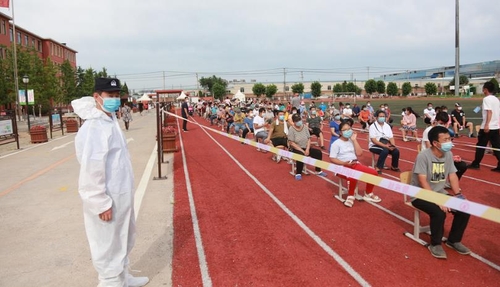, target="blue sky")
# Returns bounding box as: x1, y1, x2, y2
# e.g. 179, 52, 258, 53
2, 0, 499, 92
